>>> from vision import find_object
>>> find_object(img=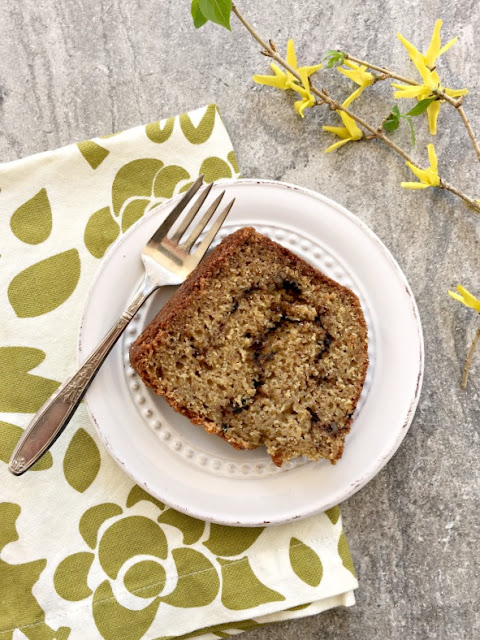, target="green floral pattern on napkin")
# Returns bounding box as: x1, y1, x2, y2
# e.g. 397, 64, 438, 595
0, 104, 357, 640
